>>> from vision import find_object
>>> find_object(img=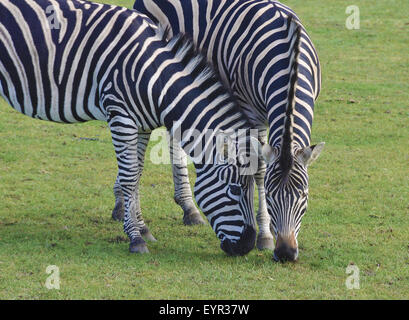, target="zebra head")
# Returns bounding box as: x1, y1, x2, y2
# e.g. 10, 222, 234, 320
193, 132, 259, 256
262, 142, 324, 262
